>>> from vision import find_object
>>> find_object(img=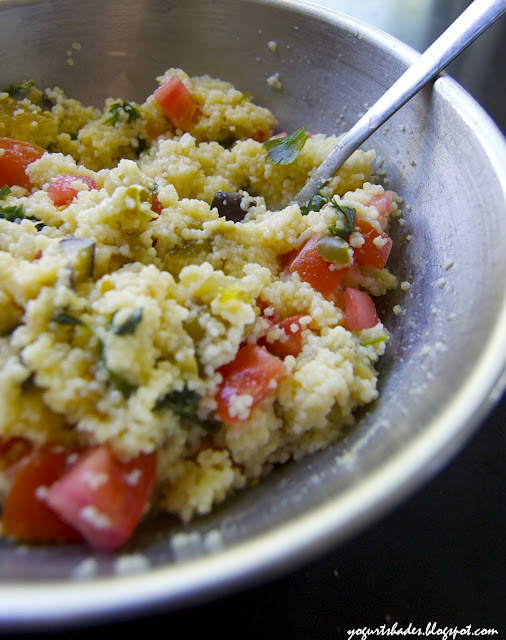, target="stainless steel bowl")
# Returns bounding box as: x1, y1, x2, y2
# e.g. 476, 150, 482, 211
1, 0, 505, 629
